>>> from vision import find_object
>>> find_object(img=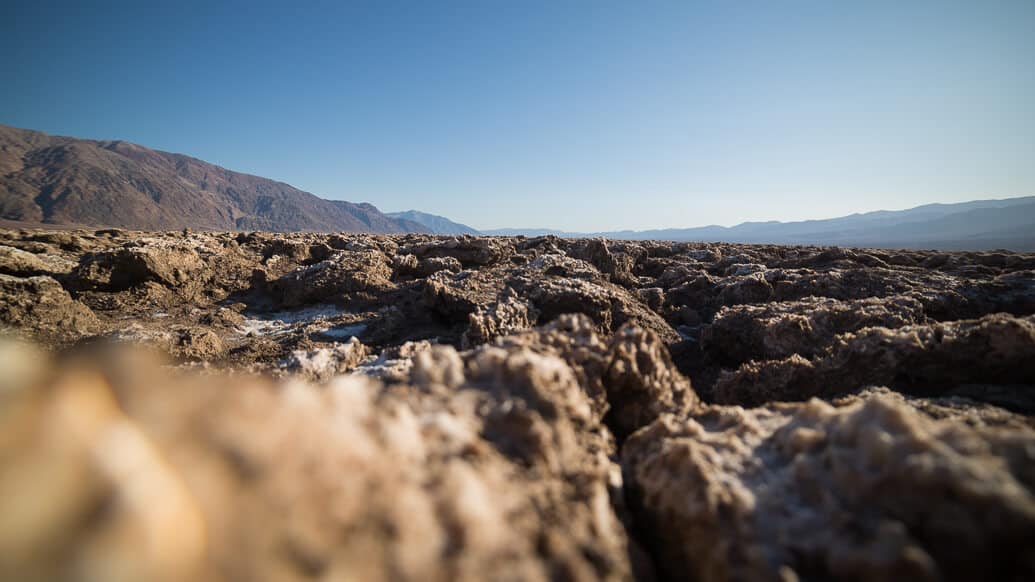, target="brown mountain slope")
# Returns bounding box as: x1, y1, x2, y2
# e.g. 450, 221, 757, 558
0, 124, 427, 233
